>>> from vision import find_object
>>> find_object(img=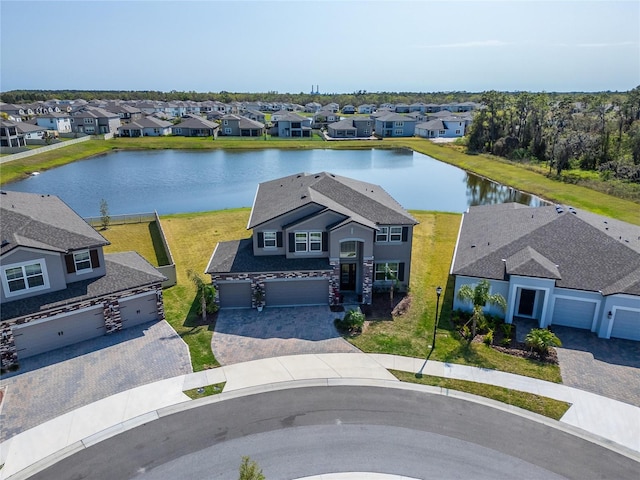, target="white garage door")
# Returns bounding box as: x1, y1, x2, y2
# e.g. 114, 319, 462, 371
552, 297, 596, 329
610, 309, 640, 341
12, 306, 106, 359
265, 279, 329, 307
218, 282, 252, 309
120, 294, 159, 328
